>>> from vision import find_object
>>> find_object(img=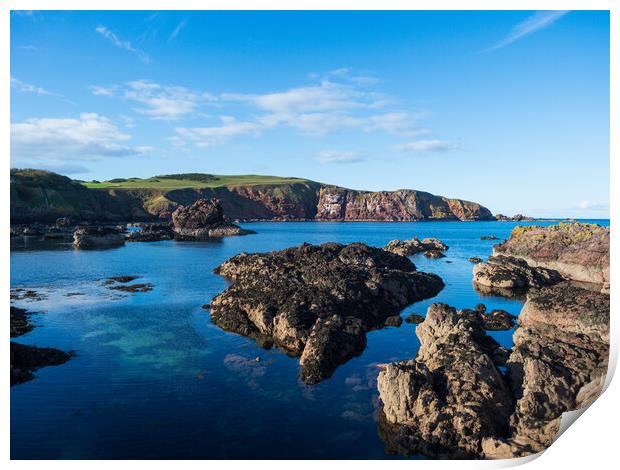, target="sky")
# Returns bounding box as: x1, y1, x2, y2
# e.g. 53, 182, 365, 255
10, 10, 610, 218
